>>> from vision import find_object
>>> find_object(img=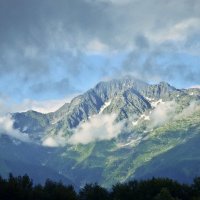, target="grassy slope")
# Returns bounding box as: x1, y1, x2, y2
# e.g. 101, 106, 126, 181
54, 109, 200, 187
